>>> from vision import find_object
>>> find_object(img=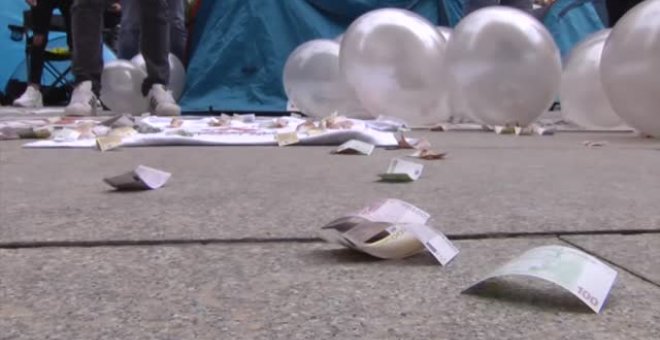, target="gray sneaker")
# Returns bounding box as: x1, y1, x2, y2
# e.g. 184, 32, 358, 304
147, 84, 181, 116
65, 81, 100, 116
13, 85, 43, 108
